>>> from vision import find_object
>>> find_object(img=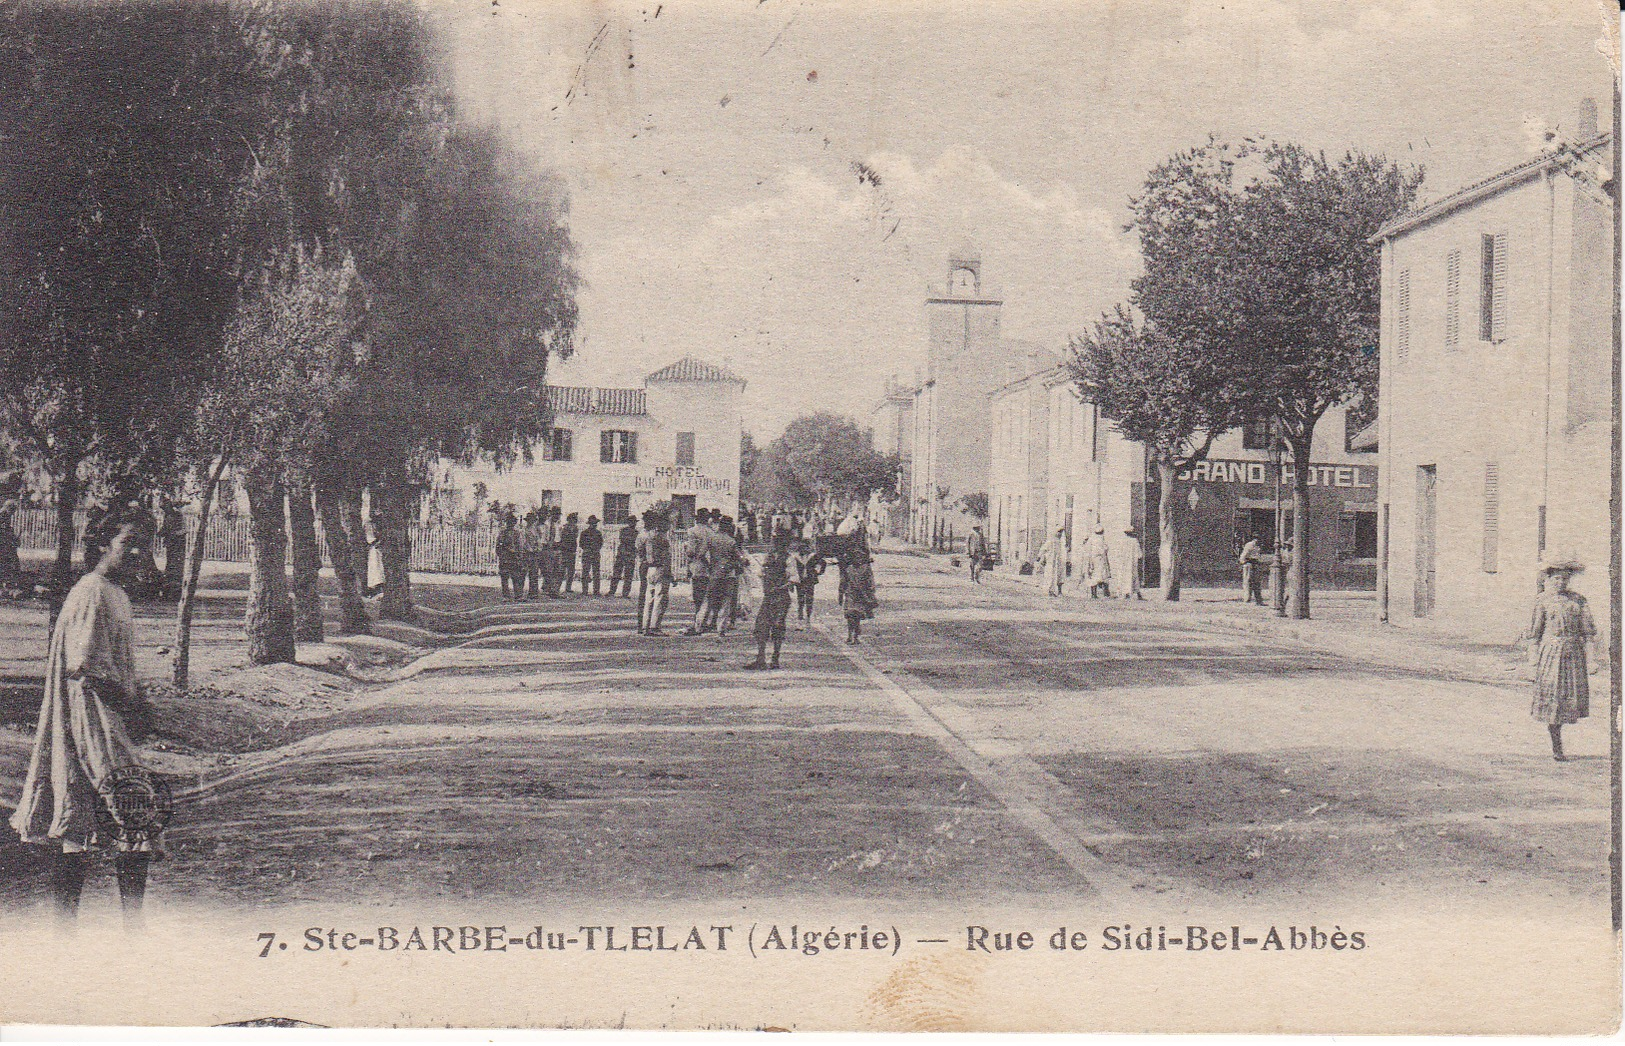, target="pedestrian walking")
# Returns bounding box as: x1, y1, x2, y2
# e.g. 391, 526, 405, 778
495, 514, 522, 599
1239, 536, 1266, 605
1118, 528, 1145, 600
578, 515, 603, 595
682, 510, 716, 635
791, 537, 825, 624
1086, 525, 1111, 598
609, 517, 638, 598
1038, 525, 1067, 597
1527, 555, 1601, 762
11, 511, 162, 929
837, 533, 879, 645
704, 517, 745, 635
637, 512, 673, 635
967, 524, 988, 583
745, 530, 795, 670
